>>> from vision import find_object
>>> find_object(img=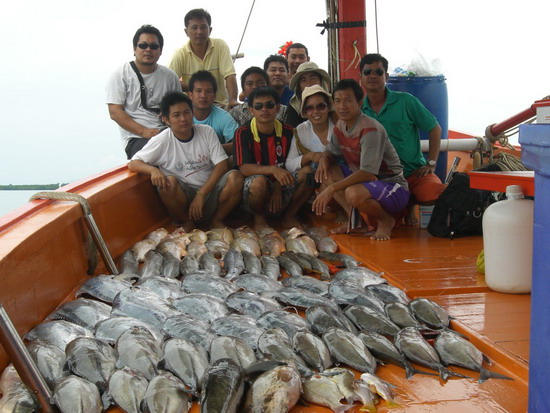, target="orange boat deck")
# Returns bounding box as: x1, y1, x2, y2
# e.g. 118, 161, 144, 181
0, 167, 530, 412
